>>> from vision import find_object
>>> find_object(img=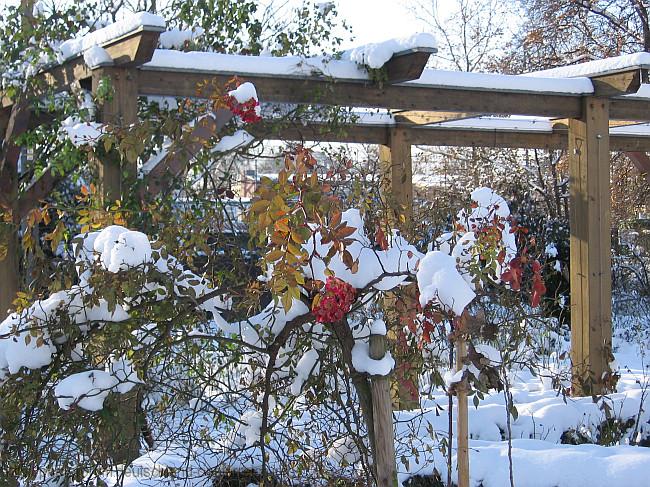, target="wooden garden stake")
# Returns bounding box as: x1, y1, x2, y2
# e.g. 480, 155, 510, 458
455, 337, 470, 487
370, 332, 398, 487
